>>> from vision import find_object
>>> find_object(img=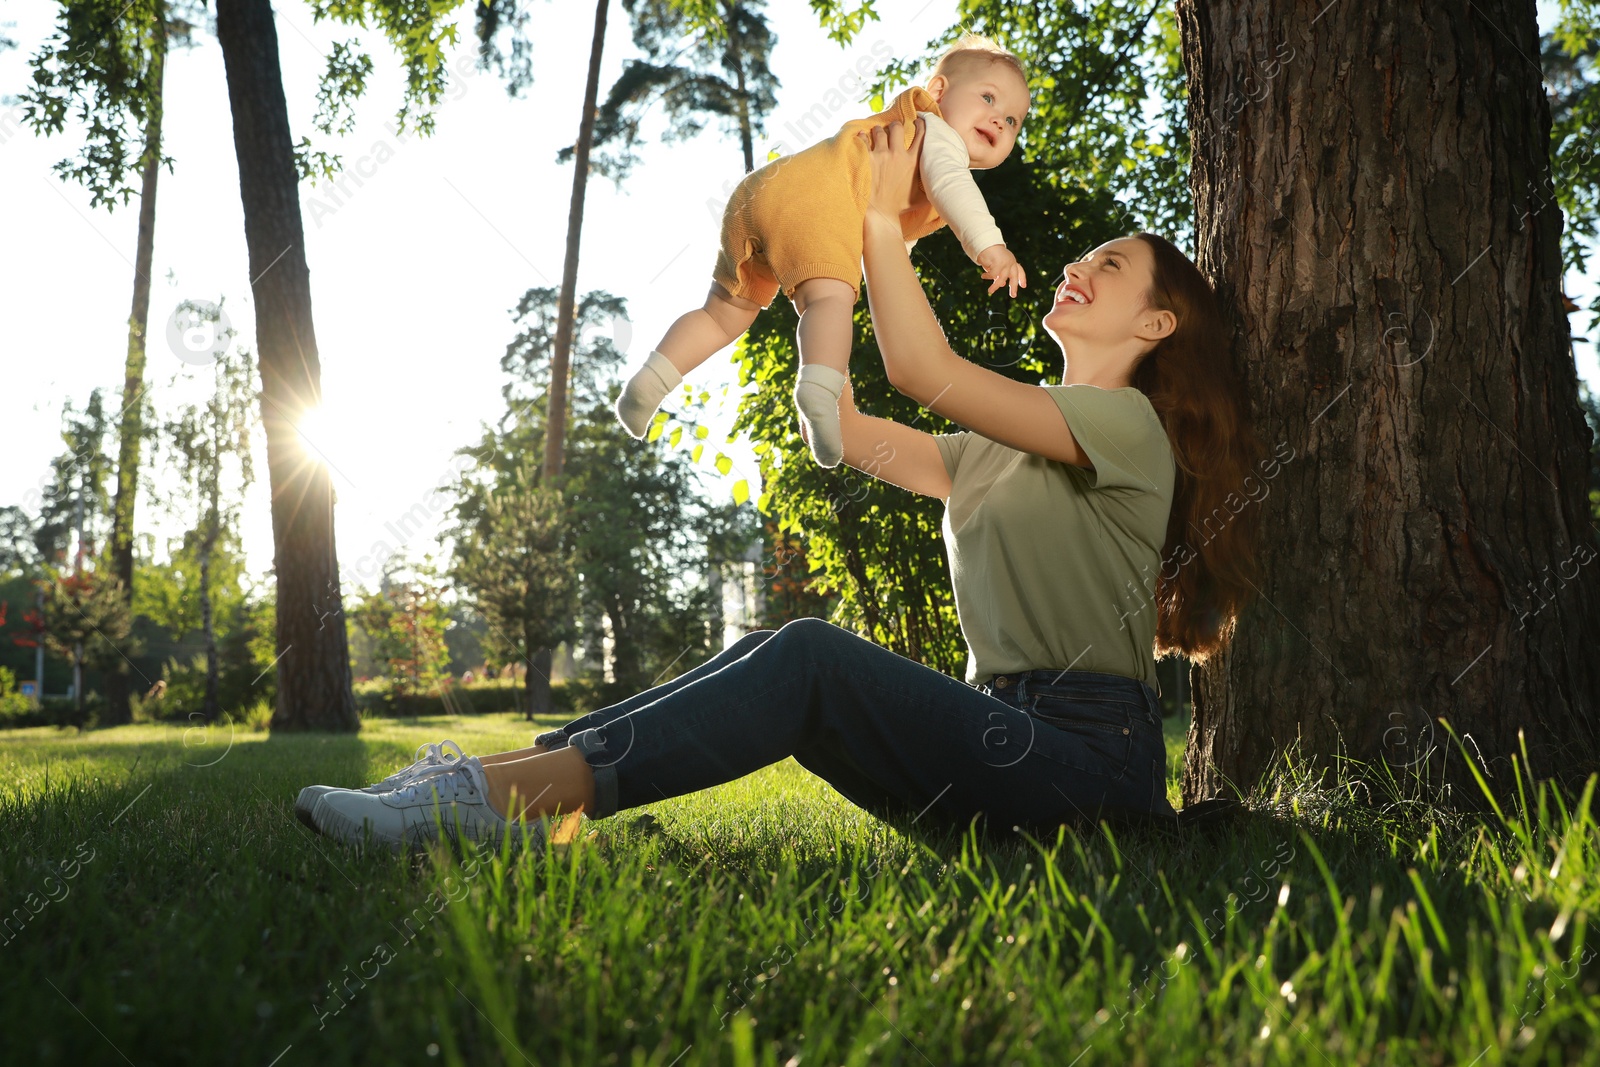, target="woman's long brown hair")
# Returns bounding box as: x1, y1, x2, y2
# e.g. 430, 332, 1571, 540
1128, 232, 1266, 662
